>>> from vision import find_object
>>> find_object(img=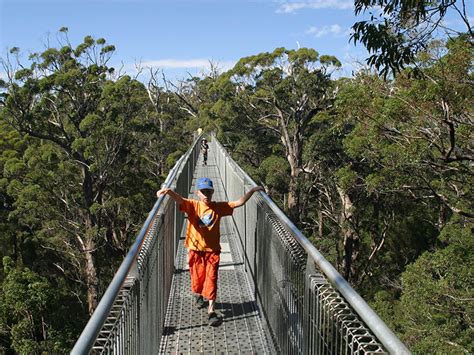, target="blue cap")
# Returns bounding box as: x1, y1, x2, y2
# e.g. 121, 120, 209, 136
196, 177, 214, 190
